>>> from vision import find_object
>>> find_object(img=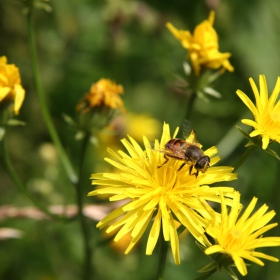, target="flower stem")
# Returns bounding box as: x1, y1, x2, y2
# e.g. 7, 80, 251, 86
27, 9, 78, 185
233, 145, 258, 172
1, 136, 64, 221
76, 132, 92, 280
184, 90, 196, 121
155, 229, 169, 280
